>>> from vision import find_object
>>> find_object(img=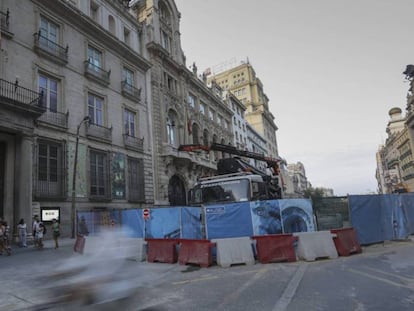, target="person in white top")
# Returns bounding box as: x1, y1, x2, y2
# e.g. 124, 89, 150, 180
36, 222, 45, 249
33, 215, 40, 248
18, 218, 27, 247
